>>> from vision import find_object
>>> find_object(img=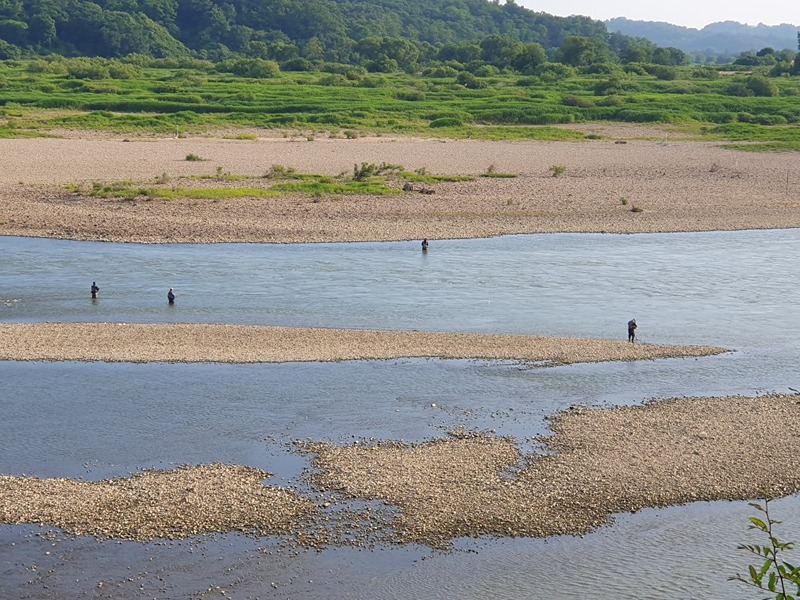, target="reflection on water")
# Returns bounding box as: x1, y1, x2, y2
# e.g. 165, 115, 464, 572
1, 231, 799, 599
